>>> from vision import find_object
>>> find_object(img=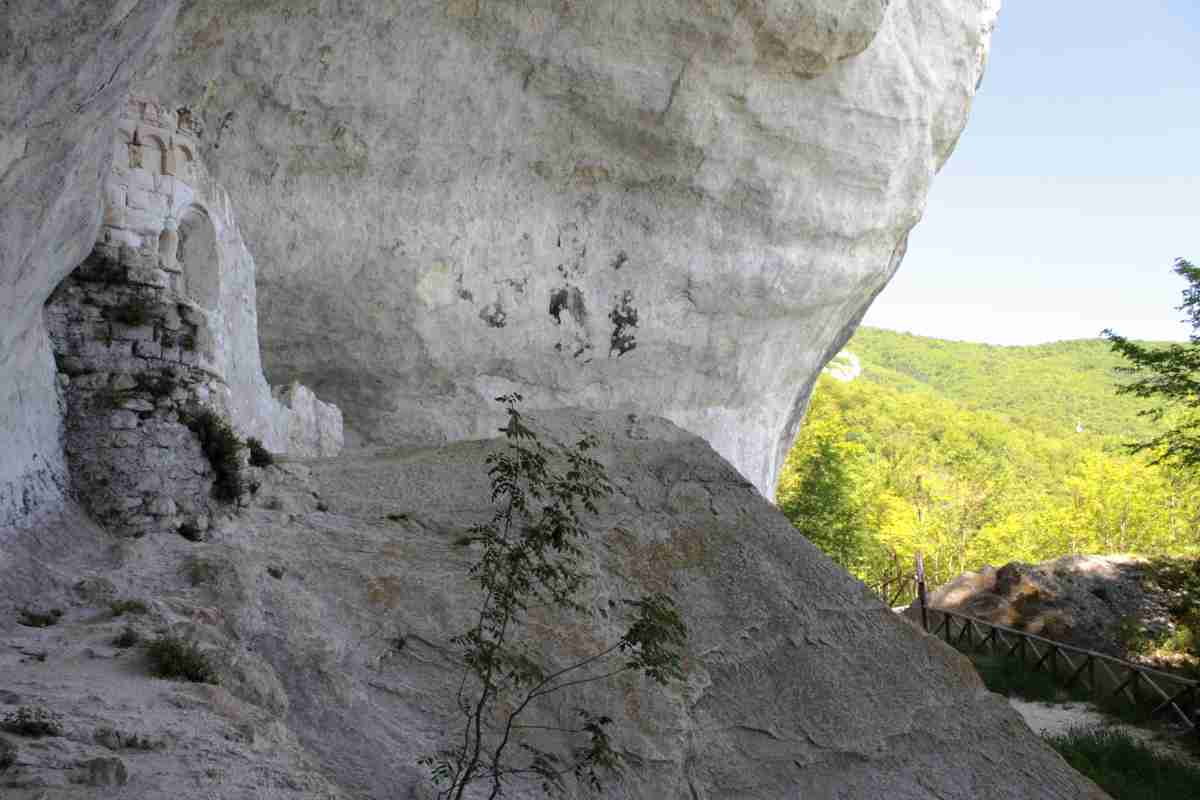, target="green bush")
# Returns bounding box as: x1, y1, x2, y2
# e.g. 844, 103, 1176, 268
184, 408, 243, 502
246, 437, 274, 467
183, 556, 220, 587
145, 634, 218, 684
110, 599, 148, 617
1, 706, 63, 738
1045, 726, 1200, 800
17, 608, 62, 628
177, 520, 203, 542
113, 626, 140, 649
